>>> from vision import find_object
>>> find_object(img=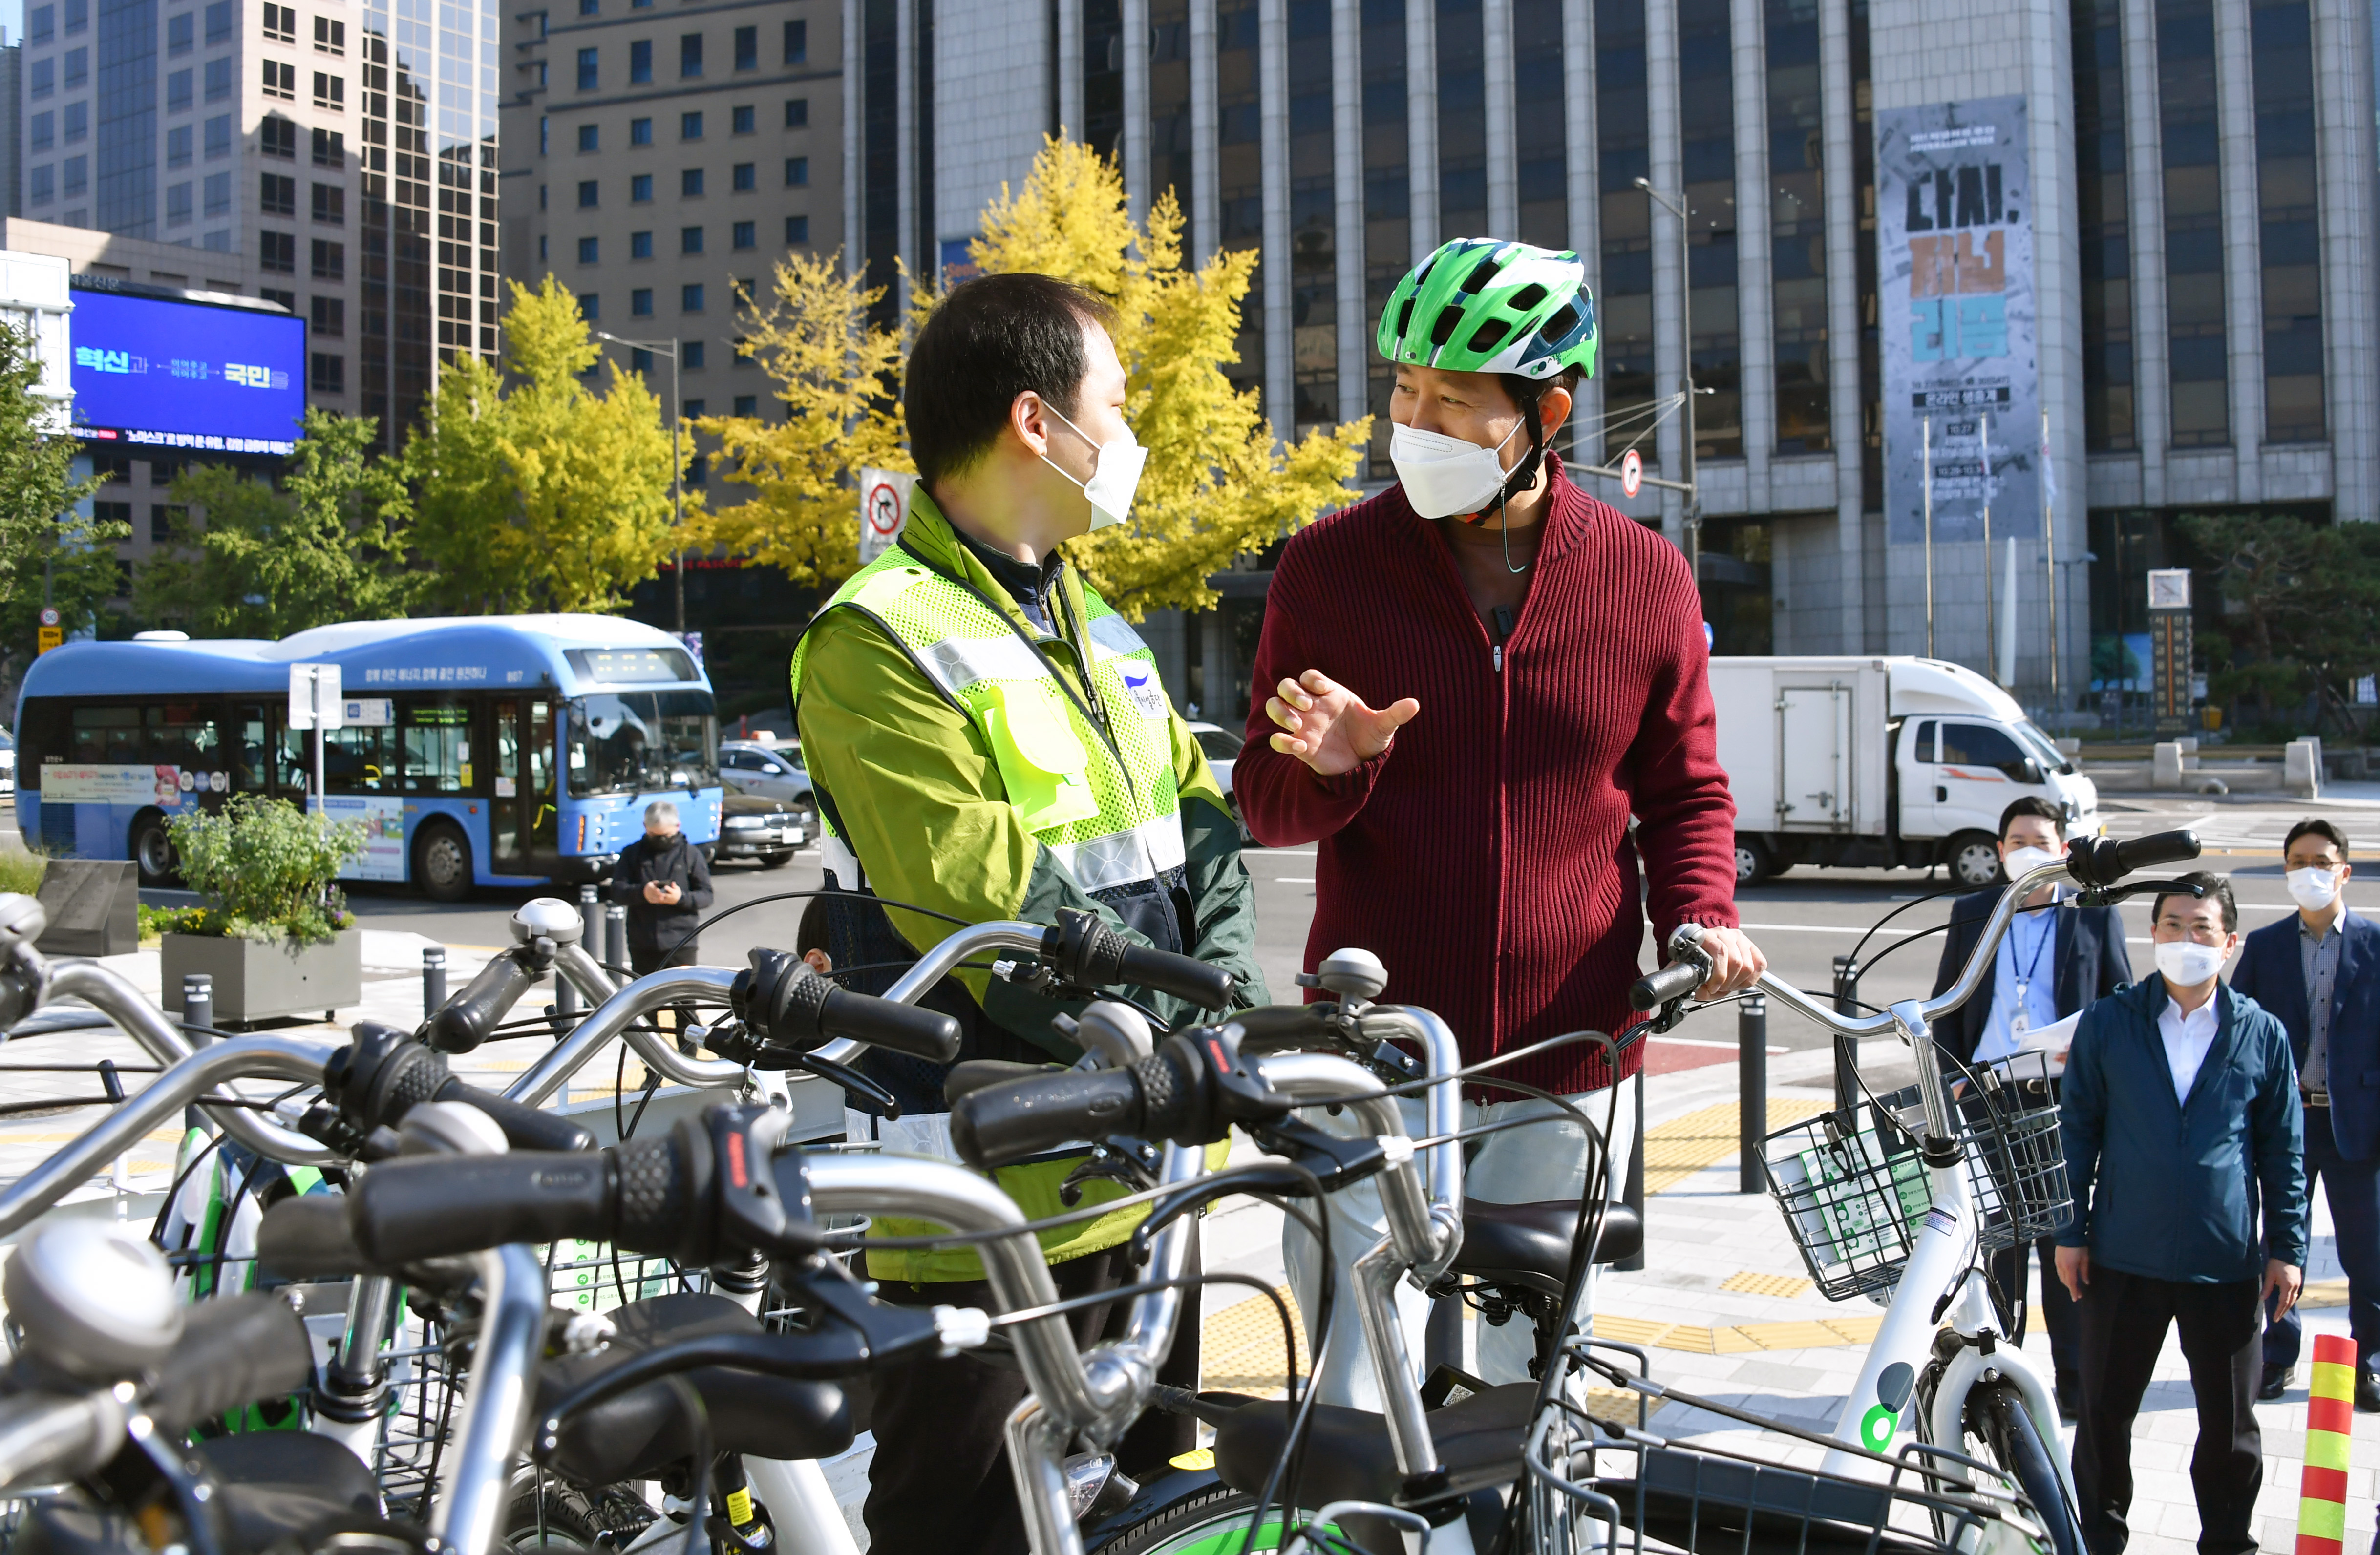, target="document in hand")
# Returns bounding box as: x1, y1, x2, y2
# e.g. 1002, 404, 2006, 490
2005, 1010, 2082, 1072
